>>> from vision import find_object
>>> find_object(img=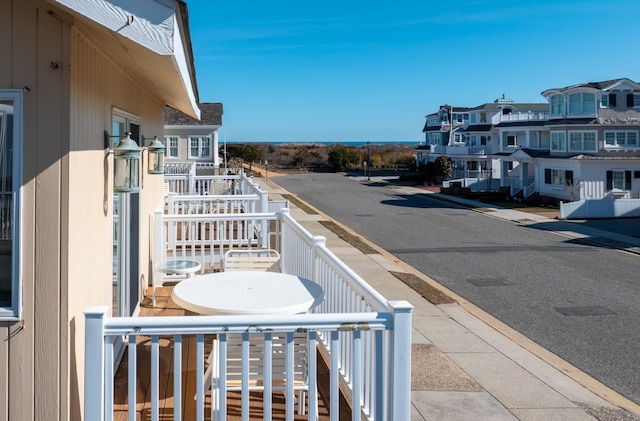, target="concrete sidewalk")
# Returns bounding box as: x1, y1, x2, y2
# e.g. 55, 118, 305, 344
259, 177, 640, 421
